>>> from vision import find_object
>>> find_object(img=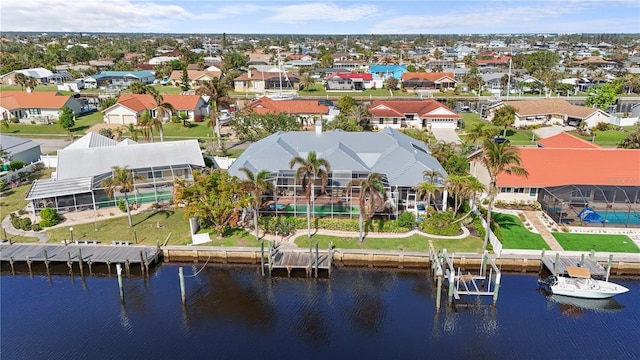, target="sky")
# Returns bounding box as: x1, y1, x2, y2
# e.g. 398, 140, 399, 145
2, 0, 639, 35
